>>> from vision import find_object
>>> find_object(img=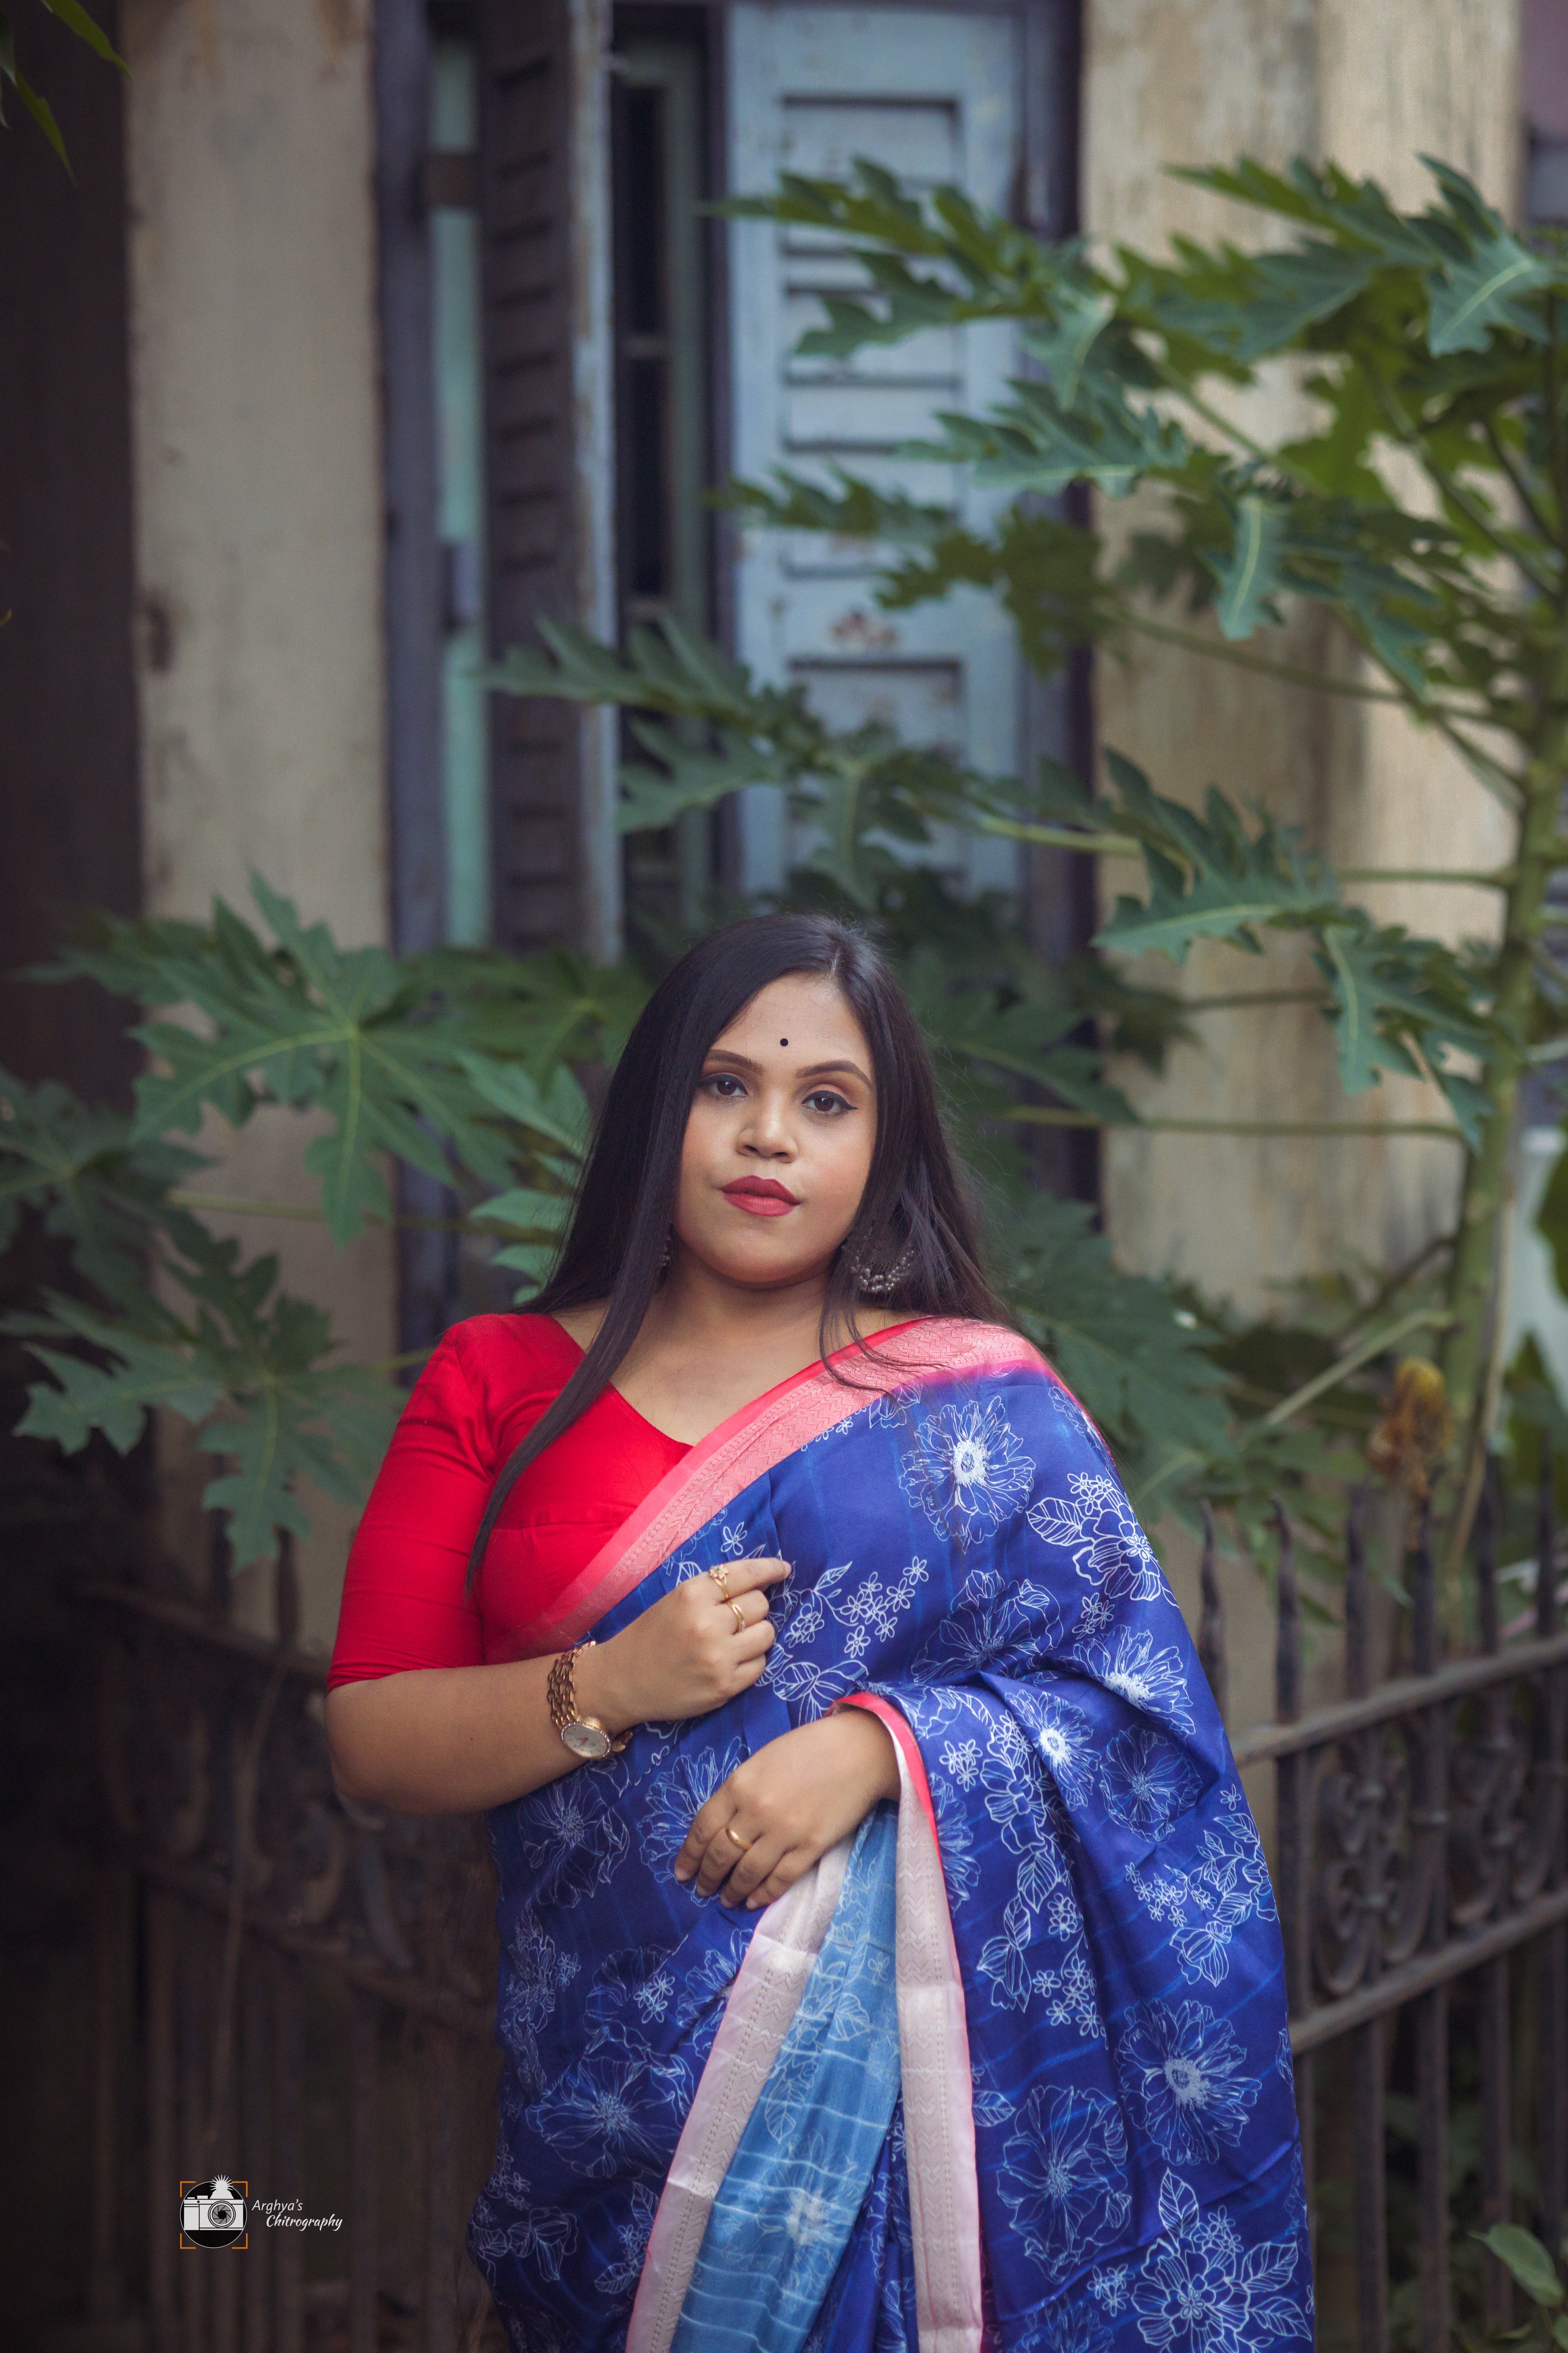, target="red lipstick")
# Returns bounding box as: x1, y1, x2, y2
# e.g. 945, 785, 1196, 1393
722, 1176, 798, 1218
